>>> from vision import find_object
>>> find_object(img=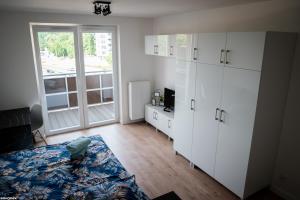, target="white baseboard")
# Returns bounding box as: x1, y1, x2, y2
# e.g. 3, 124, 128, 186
271, 185, 297, 200
121, 118, 145, 125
